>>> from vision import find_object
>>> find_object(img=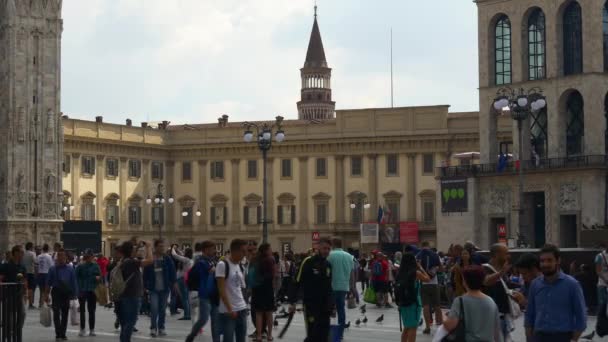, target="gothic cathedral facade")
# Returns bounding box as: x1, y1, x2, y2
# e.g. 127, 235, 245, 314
0, 0, 64, 251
